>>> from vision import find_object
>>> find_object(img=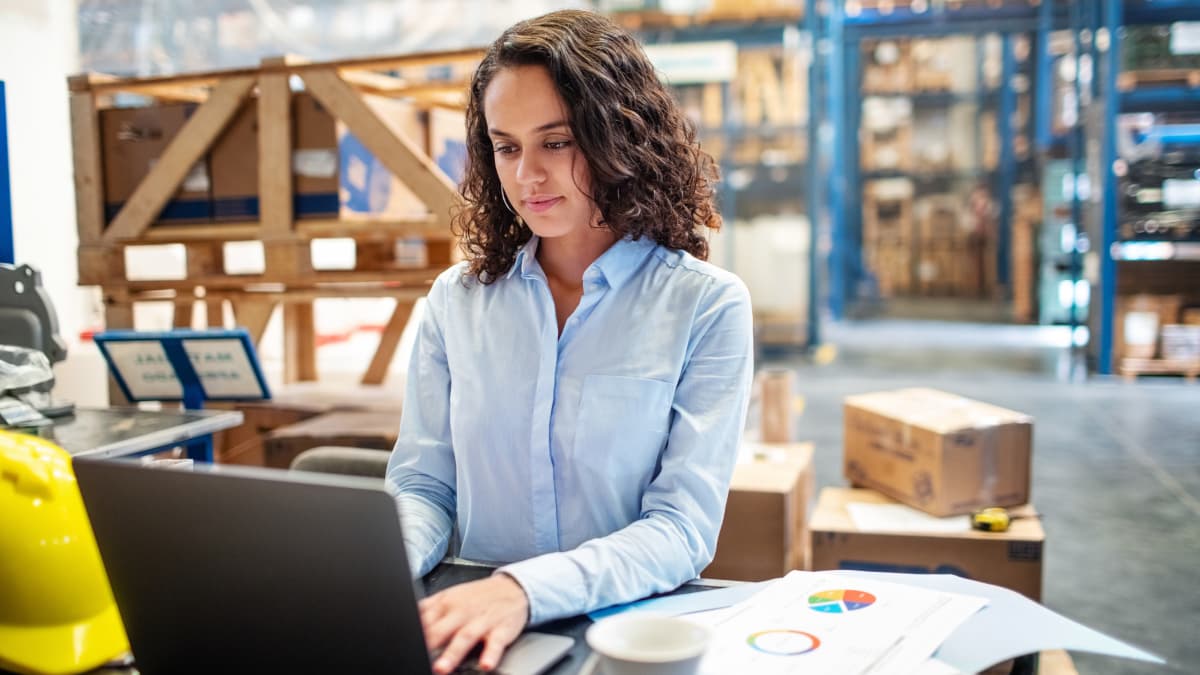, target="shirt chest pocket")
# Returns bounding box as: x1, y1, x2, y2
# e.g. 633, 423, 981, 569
573, 375, 674, 482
